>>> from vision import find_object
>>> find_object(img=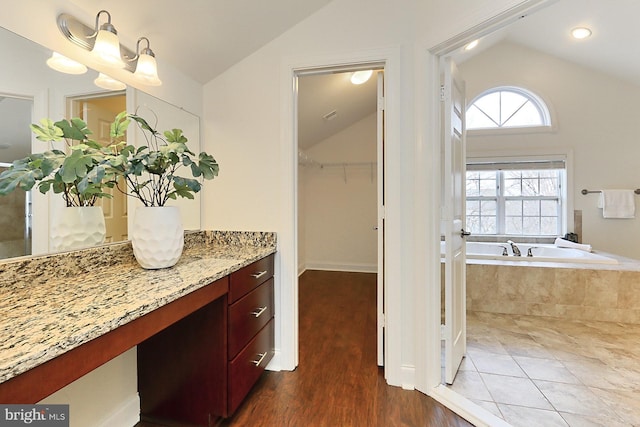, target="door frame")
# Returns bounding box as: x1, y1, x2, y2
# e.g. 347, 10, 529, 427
279, 47, 403, 386
418, 0, 556, 425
